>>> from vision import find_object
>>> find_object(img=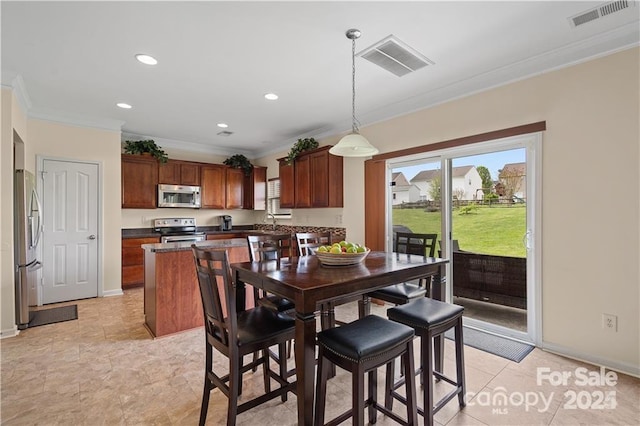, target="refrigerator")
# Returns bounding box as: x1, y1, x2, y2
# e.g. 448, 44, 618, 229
14, 169, 43, 330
